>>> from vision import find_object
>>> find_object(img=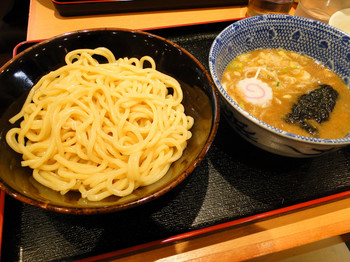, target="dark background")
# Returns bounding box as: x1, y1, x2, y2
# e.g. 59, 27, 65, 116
0, 0, 29, 67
